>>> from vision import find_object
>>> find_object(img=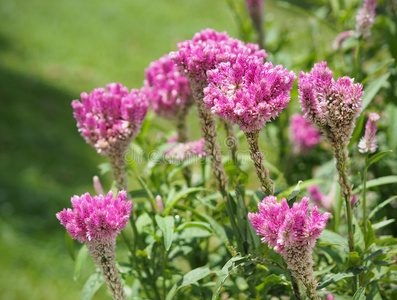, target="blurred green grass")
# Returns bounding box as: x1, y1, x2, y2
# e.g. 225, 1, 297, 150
0, 0, 237, 298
